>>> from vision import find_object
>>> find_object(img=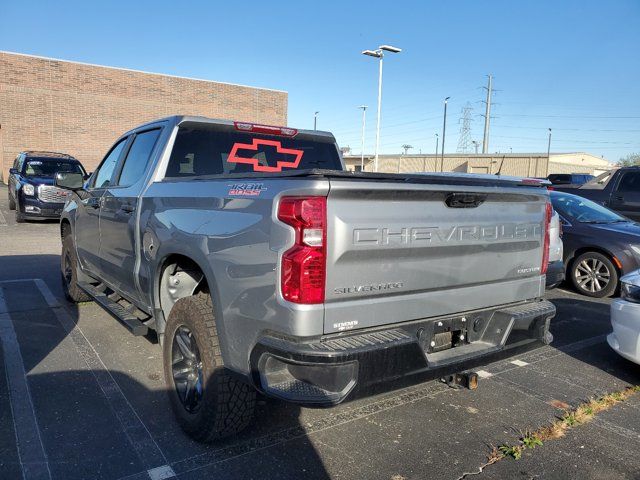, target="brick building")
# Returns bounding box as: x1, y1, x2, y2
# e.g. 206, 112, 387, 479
0, 51, 288, 182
